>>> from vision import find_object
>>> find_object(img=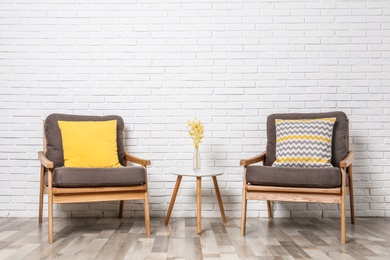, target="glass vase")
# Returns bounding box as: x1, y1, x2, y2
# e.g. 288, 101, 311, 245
193, 147, 201, 171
